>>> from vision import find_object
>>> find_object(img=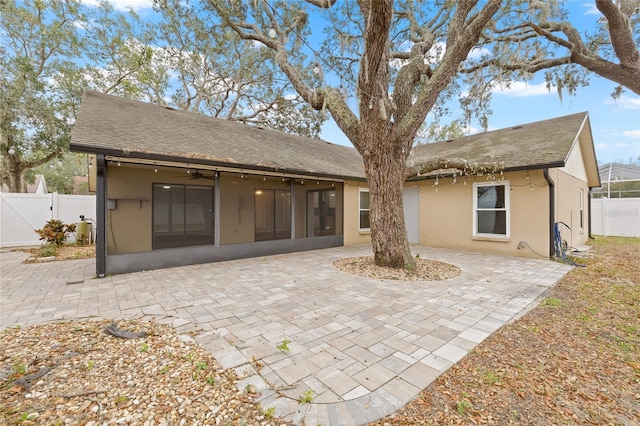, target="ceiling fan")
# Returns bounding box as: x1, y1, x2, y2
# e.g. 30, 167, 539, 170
173, 169, 216, 181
